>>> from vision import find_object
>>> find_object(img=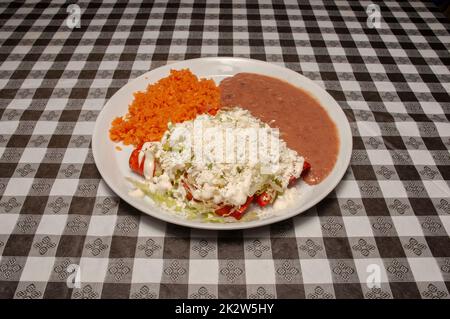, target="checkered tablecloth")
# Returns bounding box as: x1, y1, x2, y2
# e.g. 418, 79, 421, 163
0, 0, 449, 299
